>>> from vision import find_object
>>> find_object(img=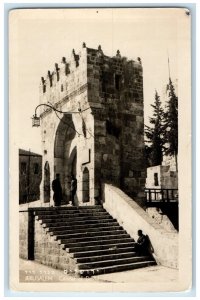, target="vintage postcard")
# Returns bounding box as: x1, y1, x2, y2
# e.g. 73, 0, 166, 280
9, 8, 192, 292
